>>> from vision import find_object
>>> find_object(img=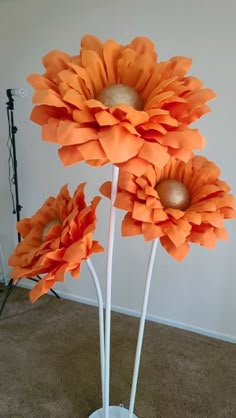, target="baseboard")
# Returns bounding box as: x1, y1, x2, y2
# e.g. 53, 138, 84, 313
18, 280, 236, 344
